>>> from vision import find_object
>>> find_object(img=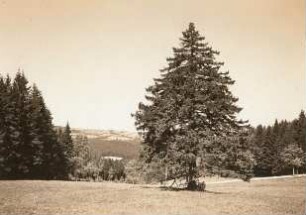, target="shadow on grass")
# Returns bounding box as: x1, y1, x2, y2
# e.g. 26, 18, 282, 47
204, 189, 228, 195
159, 186, 185, 192
139, 185, 229, 194
139, 185, 185, 191
157, 186, 228, 194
